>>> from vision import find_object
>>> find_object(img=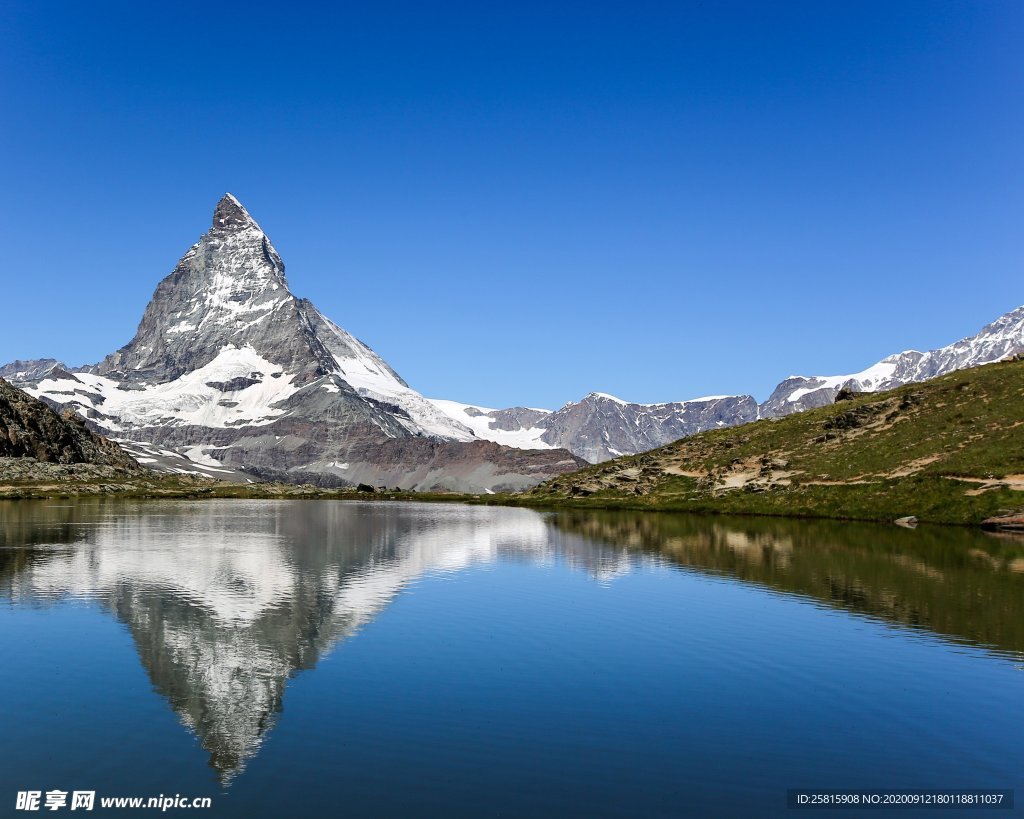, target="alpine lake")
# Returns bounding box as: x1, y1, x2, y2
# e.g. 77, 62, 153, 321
1, 499, 1021, 817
